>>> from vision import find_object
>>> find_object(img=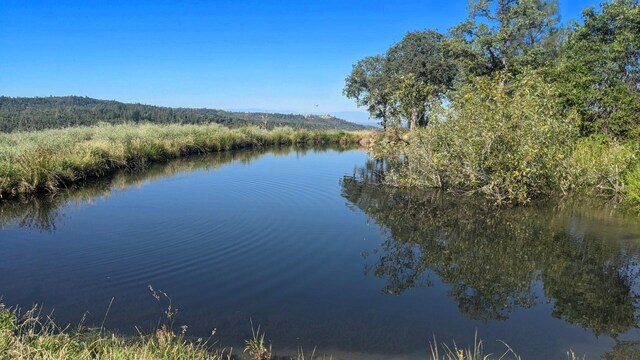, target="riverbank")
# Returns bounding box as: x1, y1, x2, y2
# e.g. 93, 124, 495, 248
0, 123, 373, 199
373, 128, 640, 212
0, 302, 532, 360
